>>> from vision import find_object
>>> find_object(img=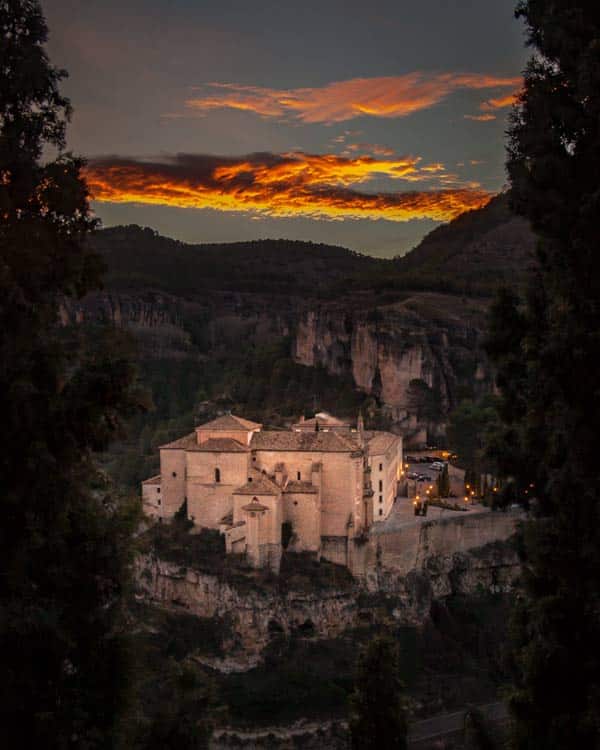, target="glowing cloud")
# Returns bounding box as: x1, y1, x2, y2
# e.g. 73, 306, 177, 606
85, 152, 491, 223
464, 113, 497, 121
480, 92, 519, 111
464, 89, 520, 121
185, 73, 521, 124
